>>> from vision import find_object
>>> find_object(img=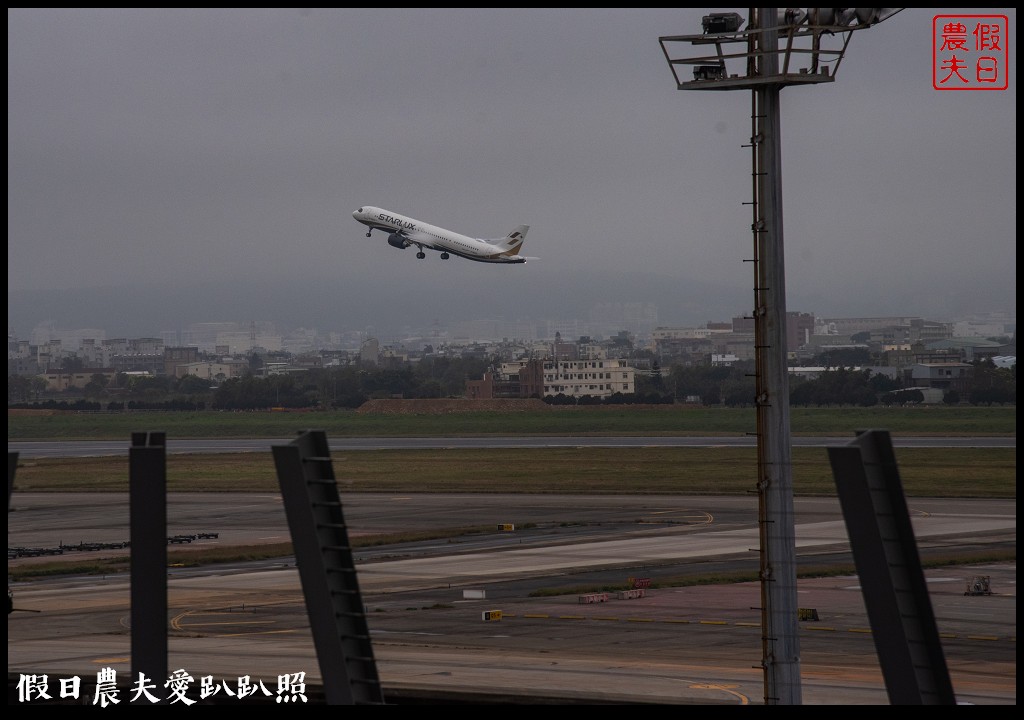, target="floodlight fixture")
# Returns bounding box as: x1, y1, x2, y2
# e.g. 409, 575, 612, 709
693, 64, 727, 81
660, 7, 903, 91
813, 7, 903, 27
778, 8, 807, 28
702, 12, 745, 34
